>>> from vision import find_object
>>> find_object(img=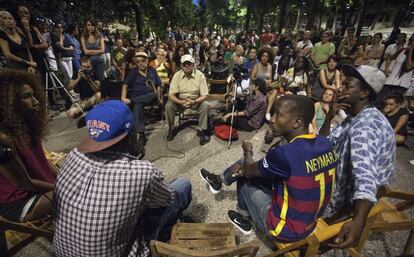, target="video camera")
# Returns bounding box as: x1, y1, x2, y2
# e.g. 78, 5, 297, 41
232, 64, 248, 80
